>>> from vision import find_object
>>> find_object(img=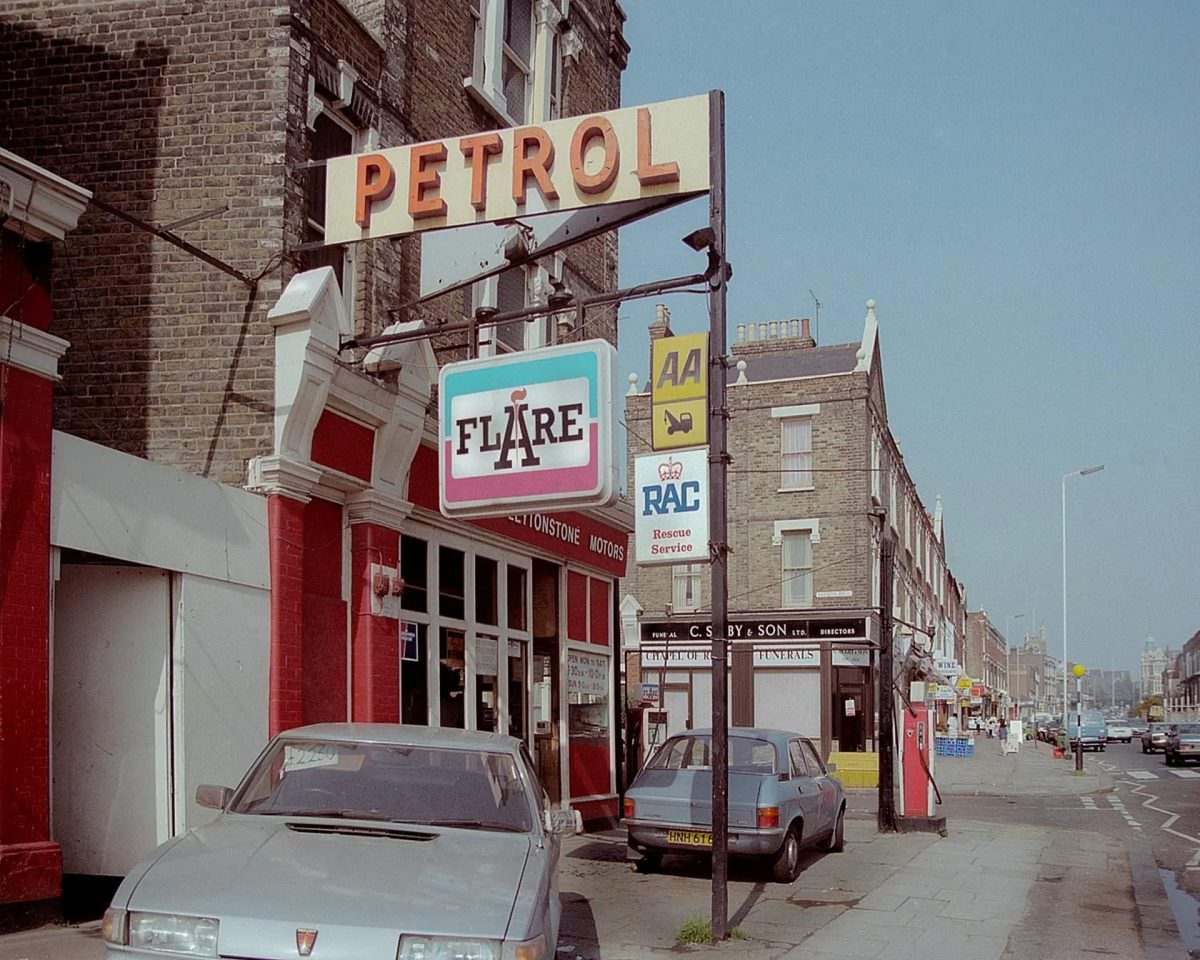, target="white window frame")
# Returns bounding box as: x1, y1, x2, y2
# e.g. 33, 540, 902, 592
671, 564, 702, 612
466, 0, 567, 126
771, 404, 818, 492
474, 257, 565, 357
773, 519, 819, 610
305, 103, 369, 327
